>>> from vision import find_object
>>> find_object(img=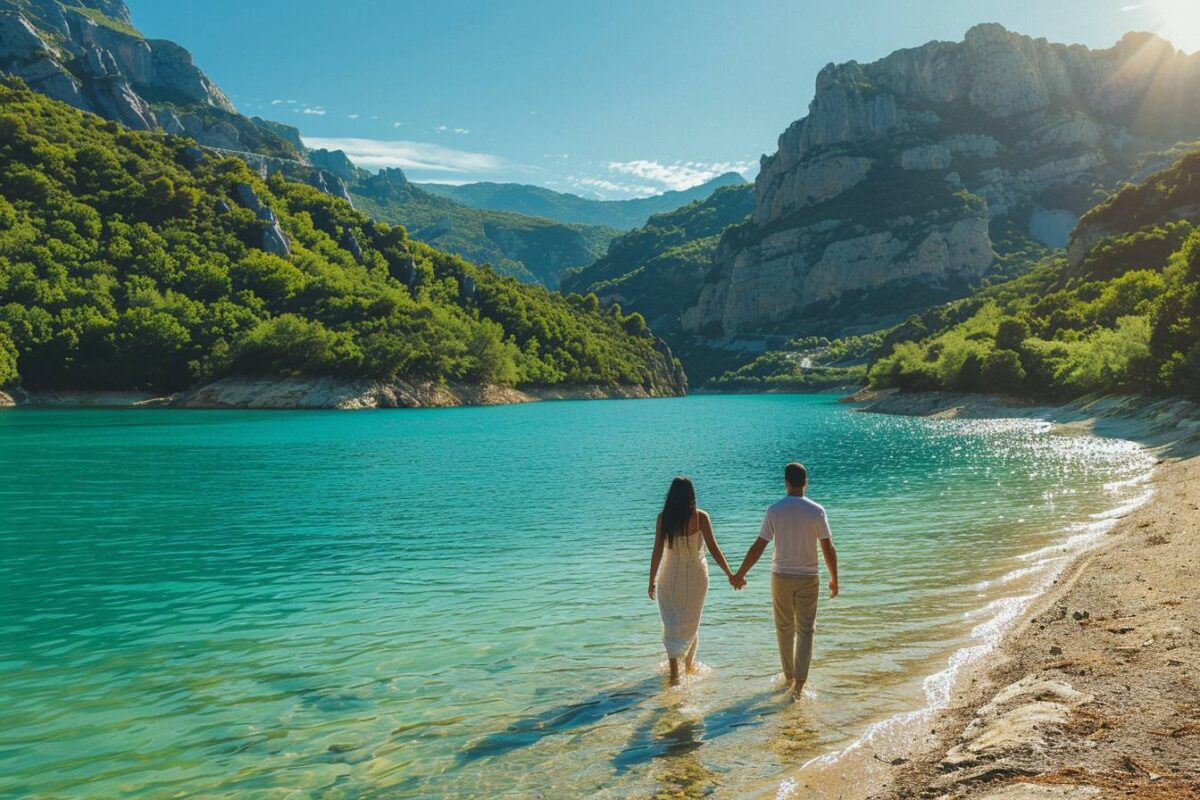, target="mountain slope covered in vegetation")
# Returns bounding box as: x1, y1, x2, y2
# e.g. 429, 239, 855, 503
0, 79, 685, 398
347, 166, 620, 288
416, 172, 748, 230
561, 184, 754, 330
867, 153, 1200, 399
